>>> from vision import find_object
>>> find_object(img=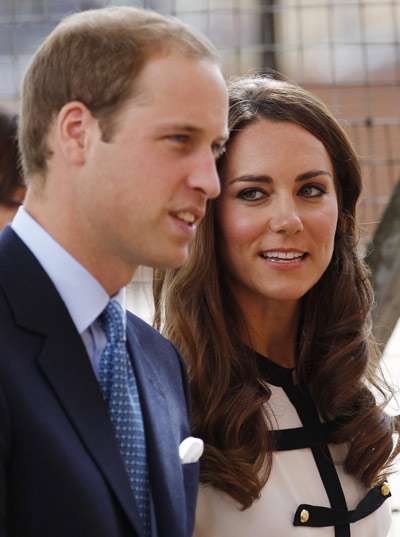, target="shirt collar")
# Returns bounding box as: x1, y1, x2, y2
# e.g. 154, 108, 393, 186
12, 206, 126, 334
